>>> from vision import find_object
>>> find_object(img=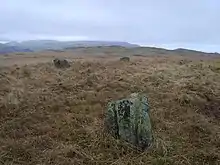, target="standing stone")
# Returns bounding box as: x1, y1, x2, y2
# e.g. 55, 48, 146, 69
53, 58, 70, 68
105, 93, 153, 150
